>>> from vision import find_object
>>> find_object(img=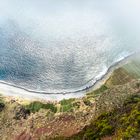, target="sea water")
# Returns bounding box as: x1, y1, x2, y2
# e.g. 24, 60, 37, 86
0, 0, 140, 94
